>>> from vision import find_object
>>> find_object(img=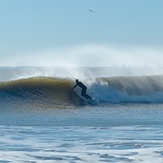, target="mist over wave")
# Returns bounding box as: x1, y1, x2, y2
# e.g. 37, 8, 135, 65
6, 45, 163, 68
0, 66, 163, 82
